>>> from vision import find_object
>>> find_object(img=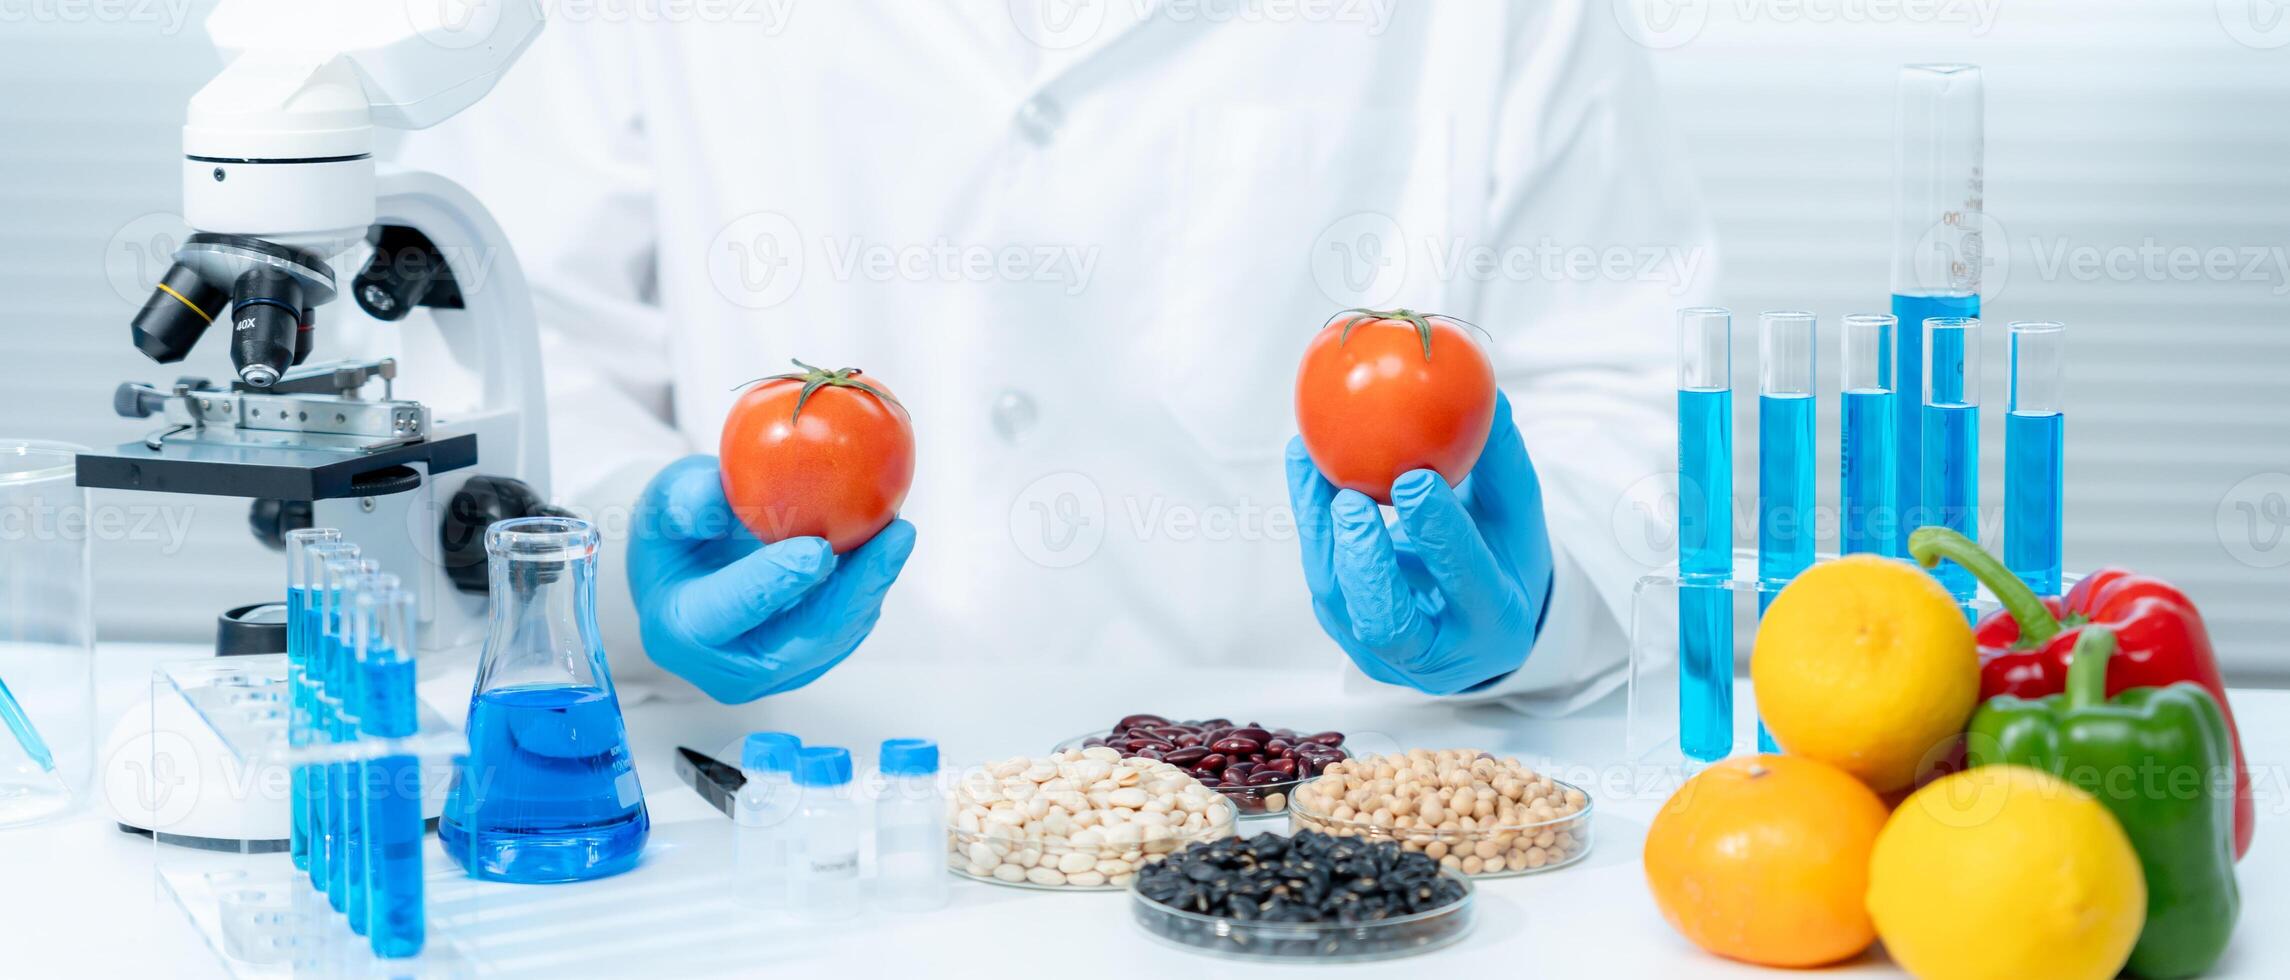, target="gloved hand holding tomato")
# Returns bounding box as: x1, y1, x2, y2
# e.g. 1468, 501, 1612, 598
626, 361, 917, 703
1287, 309, 1554, 695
